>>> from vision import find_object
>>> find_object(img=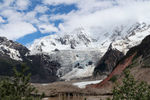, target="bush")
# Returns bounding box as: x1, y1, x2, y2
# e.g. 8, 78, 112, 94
112, 69, 150, 100
110, 75, 118, 83
0, 64, 44, 100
